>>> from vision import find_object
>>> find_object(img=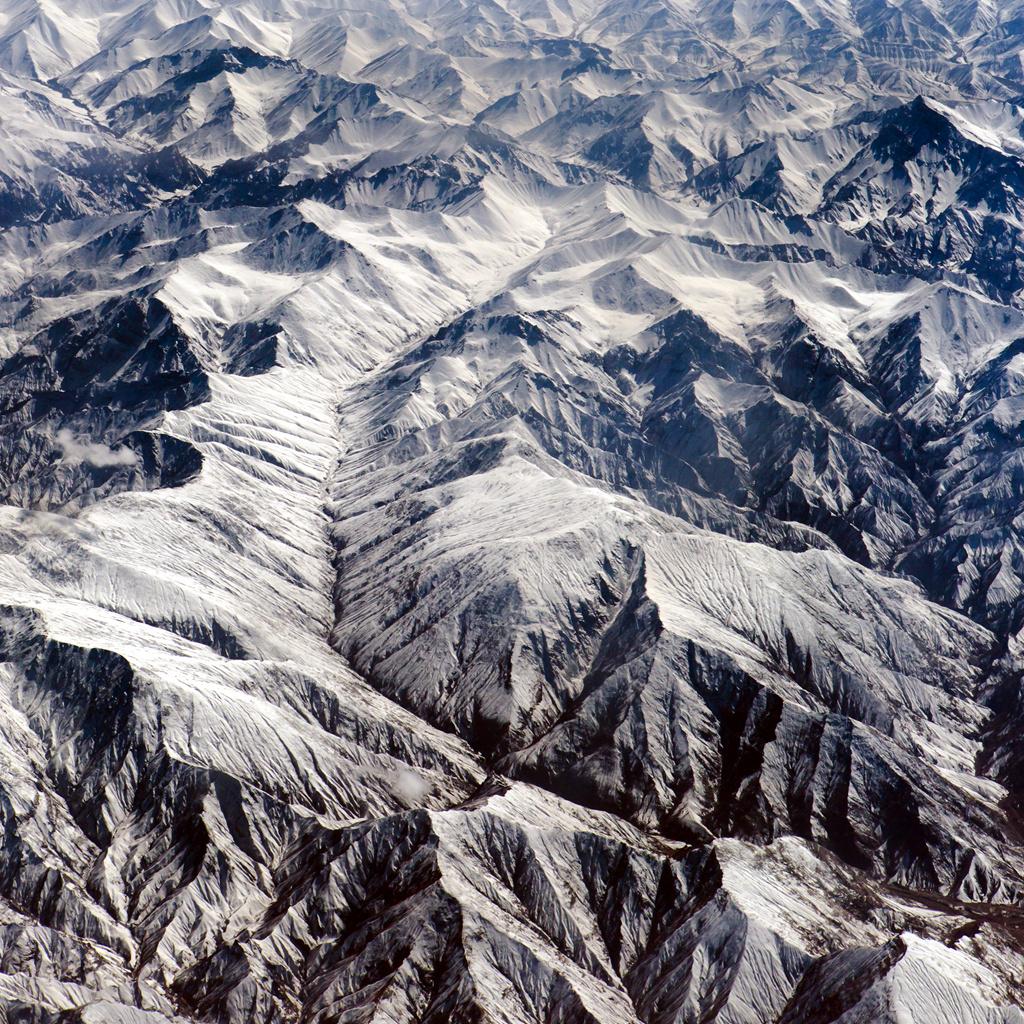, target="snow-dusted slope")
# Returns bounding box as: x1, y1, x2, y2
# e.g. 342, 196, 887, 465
4, 0, 1024, 1021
